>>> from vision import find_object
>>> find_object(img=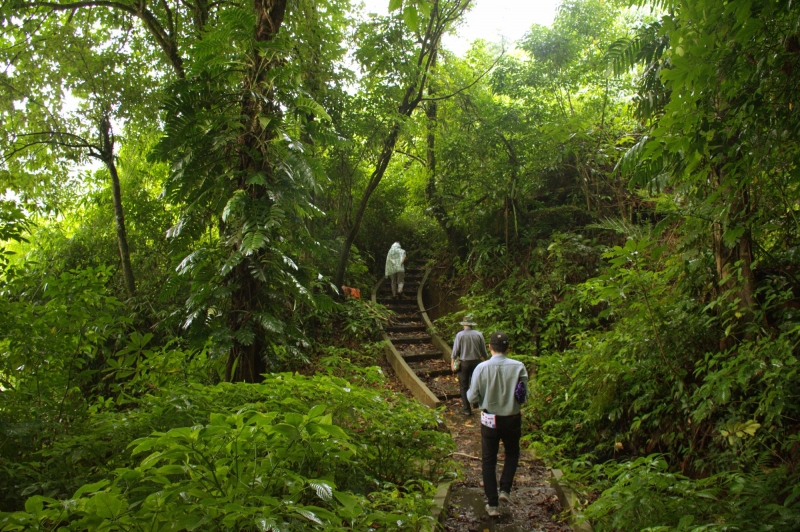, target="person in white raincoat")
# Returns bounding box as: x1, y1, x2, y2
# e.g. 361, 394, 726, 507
385, 242, 406, 299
